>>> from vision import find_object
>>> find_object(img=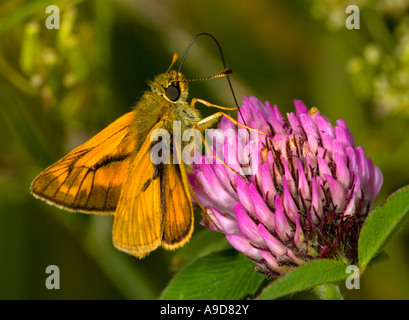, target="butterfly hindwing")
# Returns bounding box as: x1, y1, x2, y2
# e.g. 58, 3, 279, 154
161, 146, 194, 250
30, 111, 137, 214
